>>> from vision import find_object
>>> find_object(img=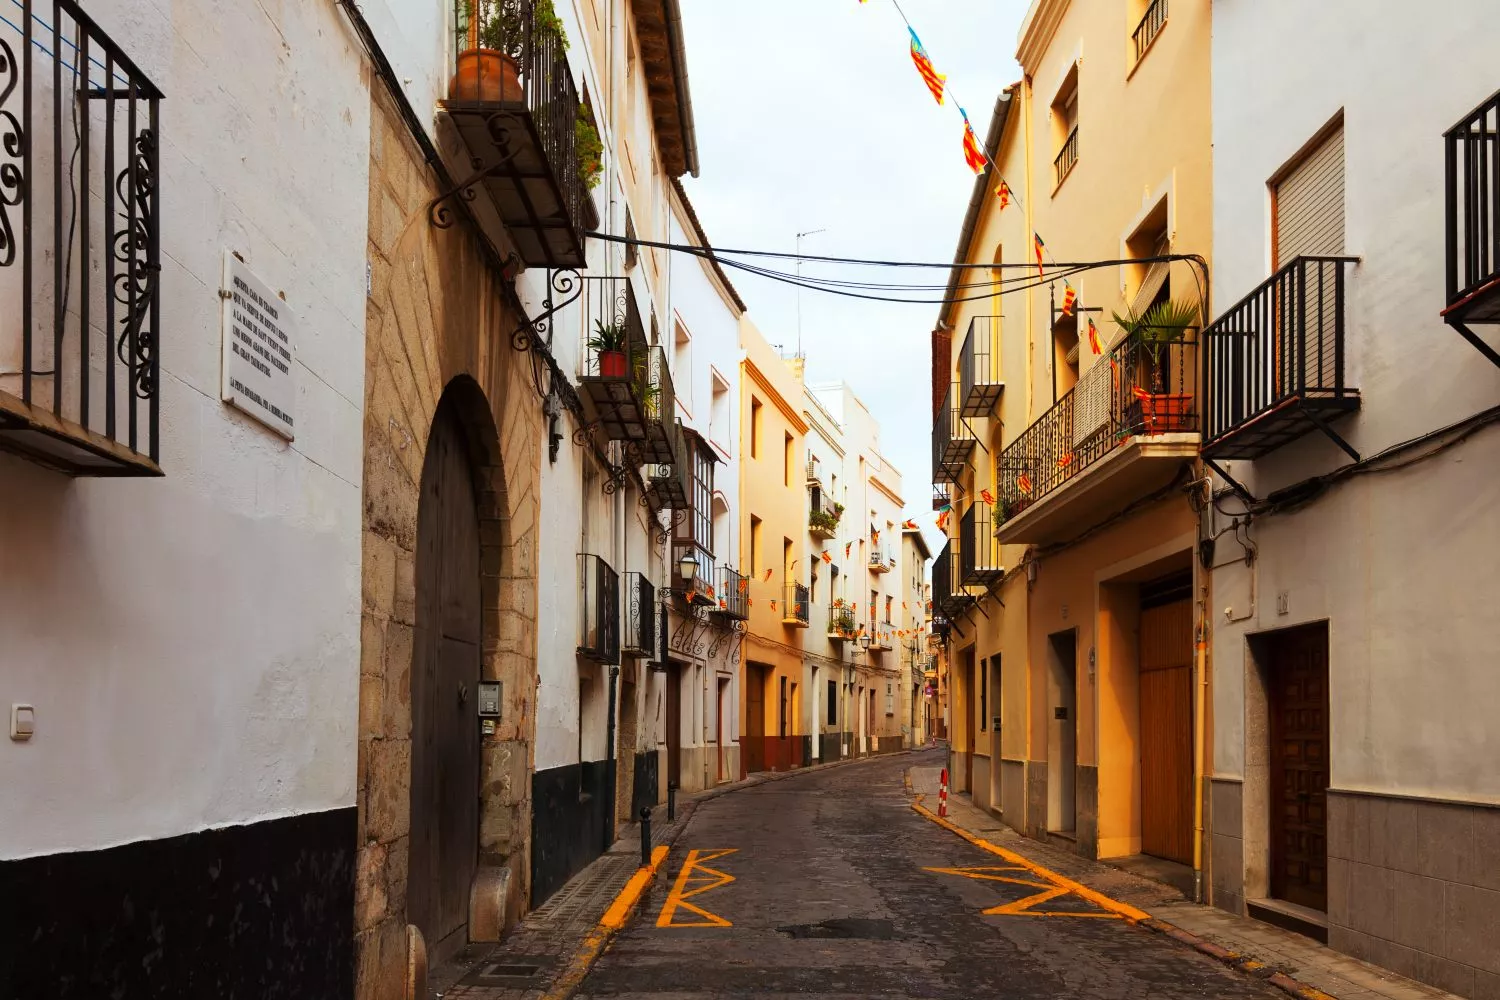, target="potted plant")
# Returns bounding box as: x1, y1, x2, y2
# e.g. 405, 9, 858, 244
588, 318, 630, 378
576, 105, 604, 189
1111, 298, 1199, 434
451, 0, 566, 103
